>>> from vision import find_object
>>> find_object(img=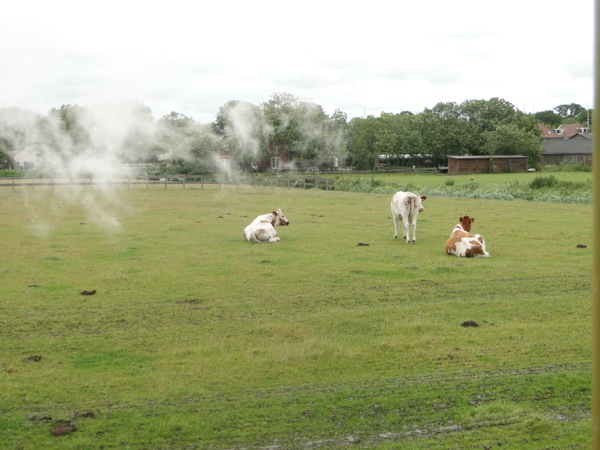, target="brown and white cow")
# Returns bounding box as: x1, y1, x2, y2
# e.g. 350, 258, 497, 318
243, 209, 290, 243
444, 215, 490, 258
390, 191, 427, 243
